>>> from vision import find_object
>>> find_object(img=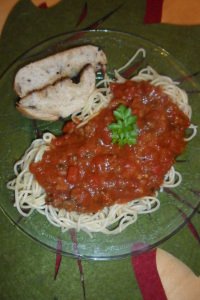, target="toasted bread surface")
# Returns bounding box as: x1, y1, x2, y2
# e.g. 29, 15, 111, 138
14, 45, 107, 97
17, 65, 96, 120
